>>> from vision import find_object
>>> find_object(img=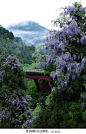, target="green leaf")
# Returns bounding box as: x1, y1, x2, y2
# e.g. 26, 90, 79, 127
68, 111, 73, 117
82, 111, 86, 121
